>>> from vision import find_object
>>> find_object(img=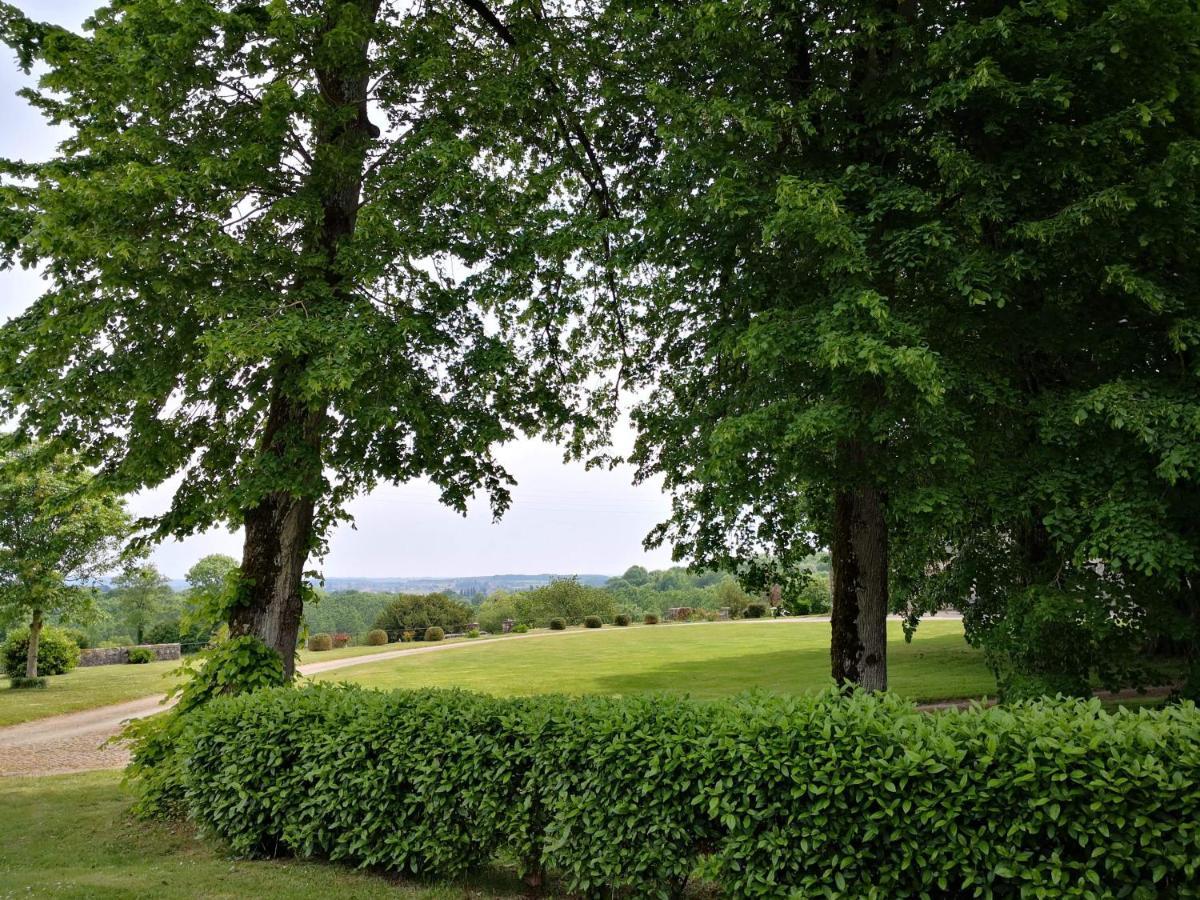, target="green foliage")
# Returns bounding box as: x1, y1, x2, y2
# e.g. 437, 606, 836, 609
0, 445, 129, 677
0, 0, 603, 664
141, 685, 1200, 897
2, 625, 80, 678
110, 565, 173, 646
743, 603, 767, 620
583, 616, 602, 629
303, 590, 396, 637
61, 627, 90, 650
643, 613, 658, 625
182, 554, 239, 634
511, 624, 528, 634
613, 613, 631, 627
127, 647, 155, 665
126, 635, 286, 816
548, 617, 566, 631
365, 629, 388, 646
423, 626, 445, 642
307, 633, 333, 652
480, 579, 616, 631
8, 675, 46, 689
374, 594, 471, 641
466, 628, 480, 639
